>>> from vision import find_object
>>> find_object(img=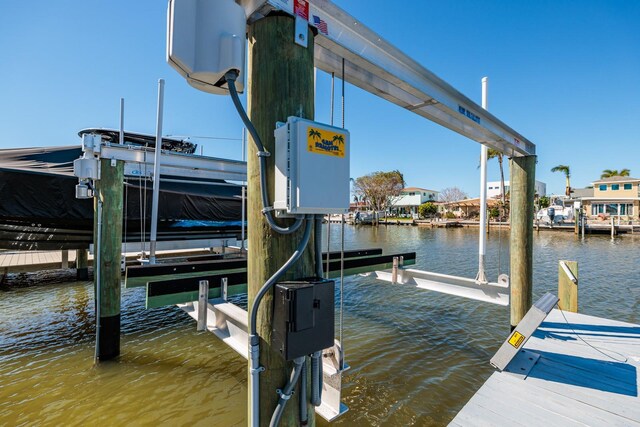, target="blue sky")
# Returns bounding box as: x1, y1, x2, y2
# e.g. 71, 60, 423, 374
1, 1, 639, 196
